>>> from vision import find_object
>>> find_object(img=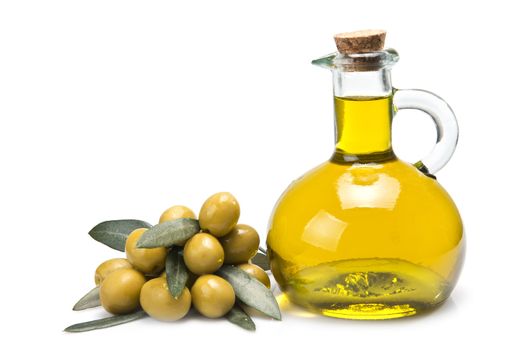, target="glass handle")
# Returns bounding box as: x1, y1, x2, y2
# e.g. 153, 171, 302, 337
393, 89, 459, 175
